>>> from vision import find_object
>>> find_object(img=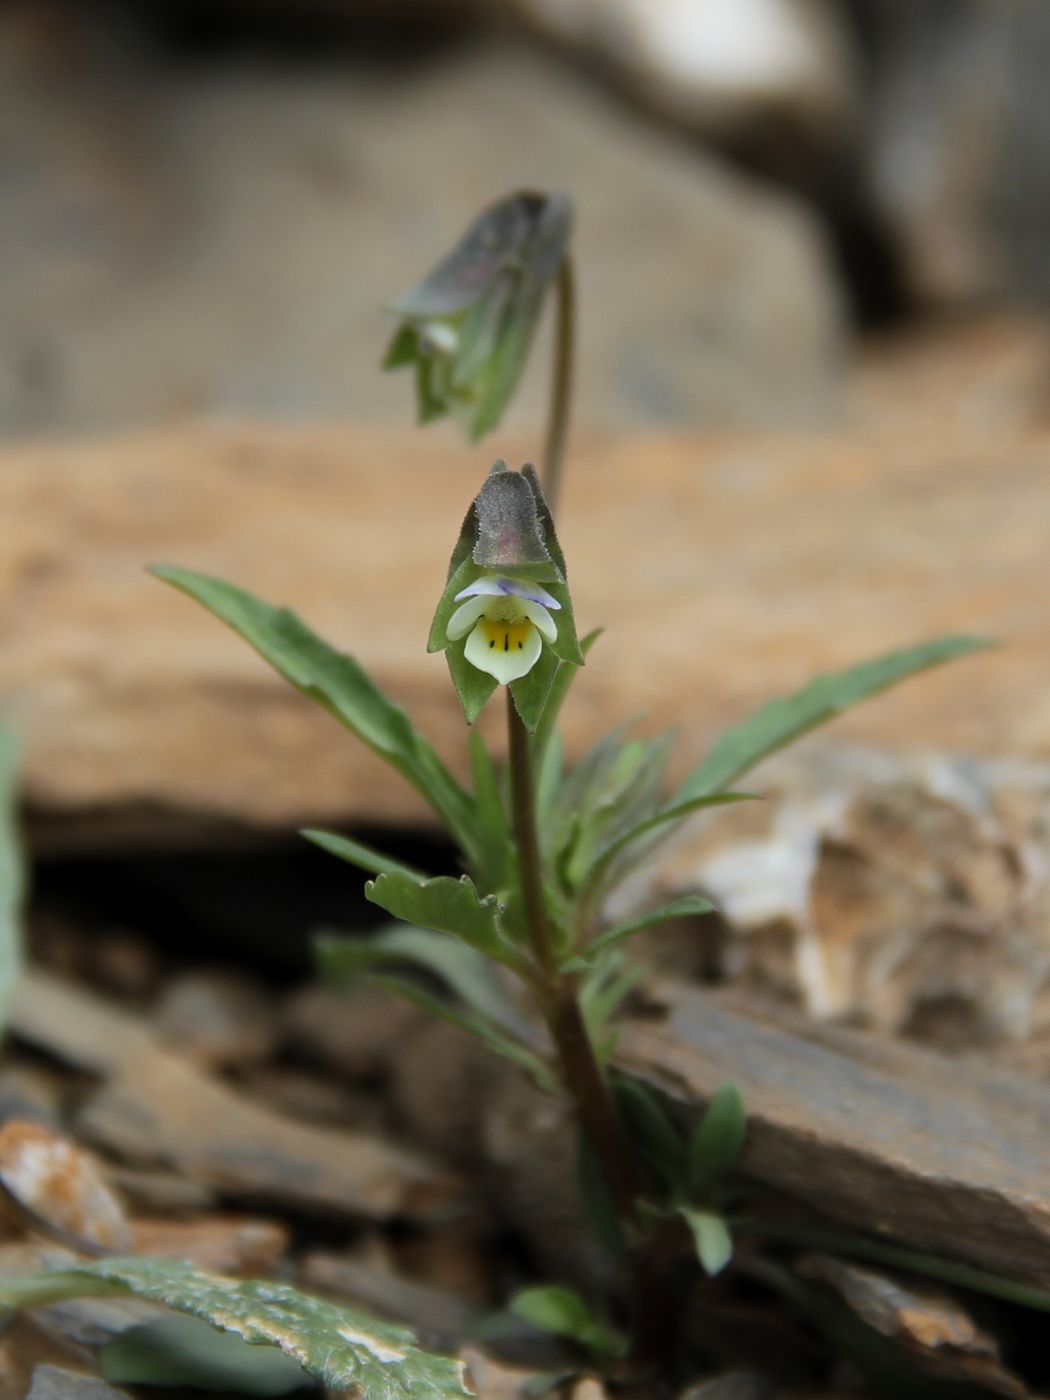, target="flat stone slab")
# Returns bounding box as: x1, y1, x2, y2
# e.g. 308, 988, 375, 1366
1, 397, 1048, 847
622, 984, 1050, 1287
